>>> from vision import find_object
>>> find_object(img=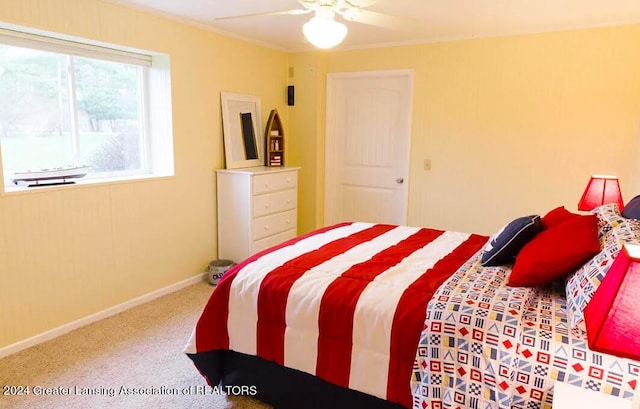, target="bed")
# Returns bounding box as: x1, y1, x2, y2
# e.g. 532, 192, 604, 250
186, 203, 640, 409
